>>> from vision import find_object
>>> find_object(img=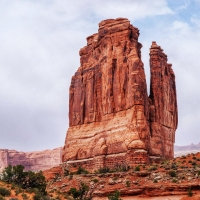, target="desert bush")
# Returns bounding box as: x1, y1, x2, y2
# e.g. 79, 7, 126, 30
96, 167, 110, 174
192, 161, 196, 165
169, 170, 176, 177
21, 193, 28, 200
64, 169, 69, 176
0, 187, 11, 197
188, 187, 193, 197
76, 166, 89, 175
108, 190, 122, 200
171, 163, 177, 170
148, 166, 157, 171
91, 178, 98, 183
126, 180, 130, 187
172, 178, 178, 183
135, 166, 140, 171
69, 182, 90, 200
15, 188, 23, 196
0, 196, 5, 200
2, 165, 46, 195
